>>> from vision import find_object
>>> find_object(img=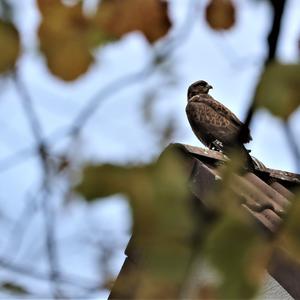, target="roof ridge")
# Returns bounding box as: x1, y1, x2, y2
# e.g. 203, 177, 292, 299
171, 143, 300, 184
